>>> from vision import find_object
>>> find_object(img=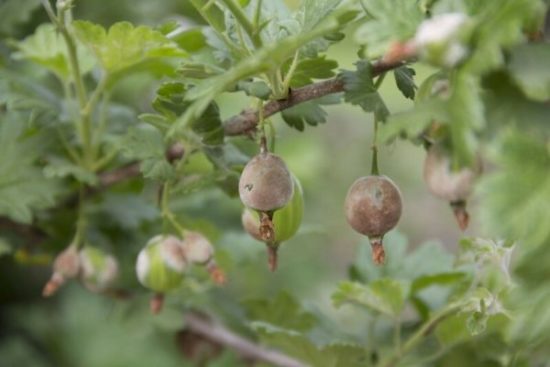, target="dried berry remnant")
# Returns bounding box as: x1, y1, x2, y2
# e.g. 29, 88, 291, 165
181, 231, 226, 284
43, 244, 81, 297
182, 232, 214, 265
345, 175, 403, 265
423, 146, 481, 230
239, 152, 293, 213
